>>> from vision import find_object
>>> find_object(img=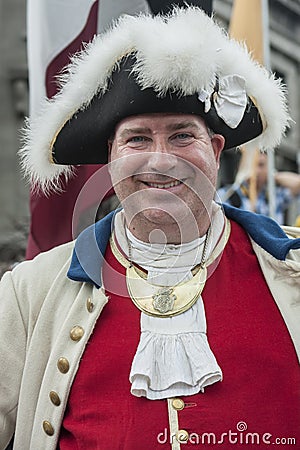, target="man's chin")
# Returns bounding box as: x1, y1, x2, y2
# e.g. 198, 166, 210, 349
140, 206, 194, 228
142, 208, 177, 223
